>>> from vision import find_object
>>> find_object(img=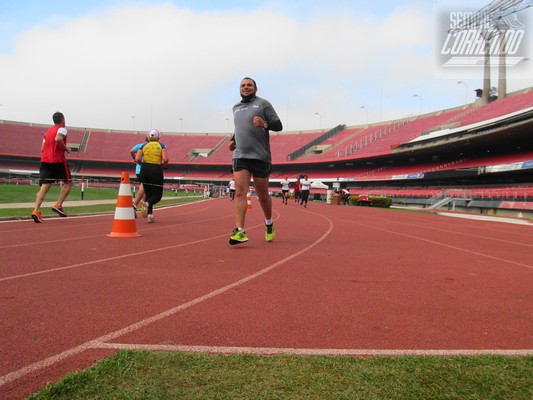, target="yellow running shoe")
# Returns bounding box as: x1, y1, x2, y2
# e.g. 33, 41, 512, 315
229, 228, 249, 245
265, 223, 275, 242
140, 202, 148, 218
